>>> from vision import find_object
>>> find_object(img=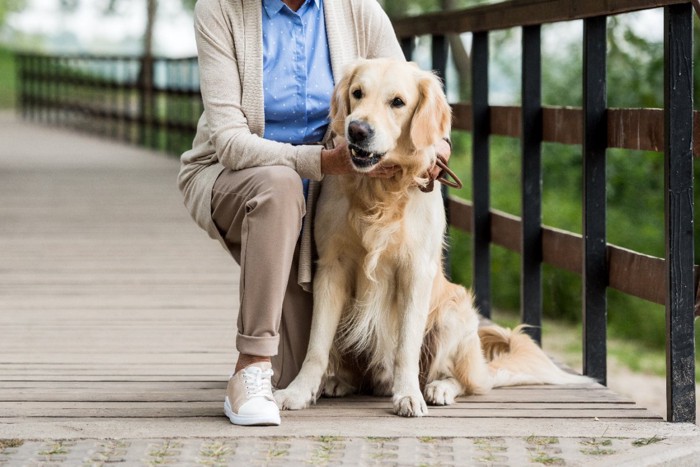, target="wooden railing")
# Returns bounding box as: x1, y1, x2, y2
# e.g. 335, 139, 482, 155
395, 0, 697, 423
14, 0, 697, 424
15, 54, 202, 156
